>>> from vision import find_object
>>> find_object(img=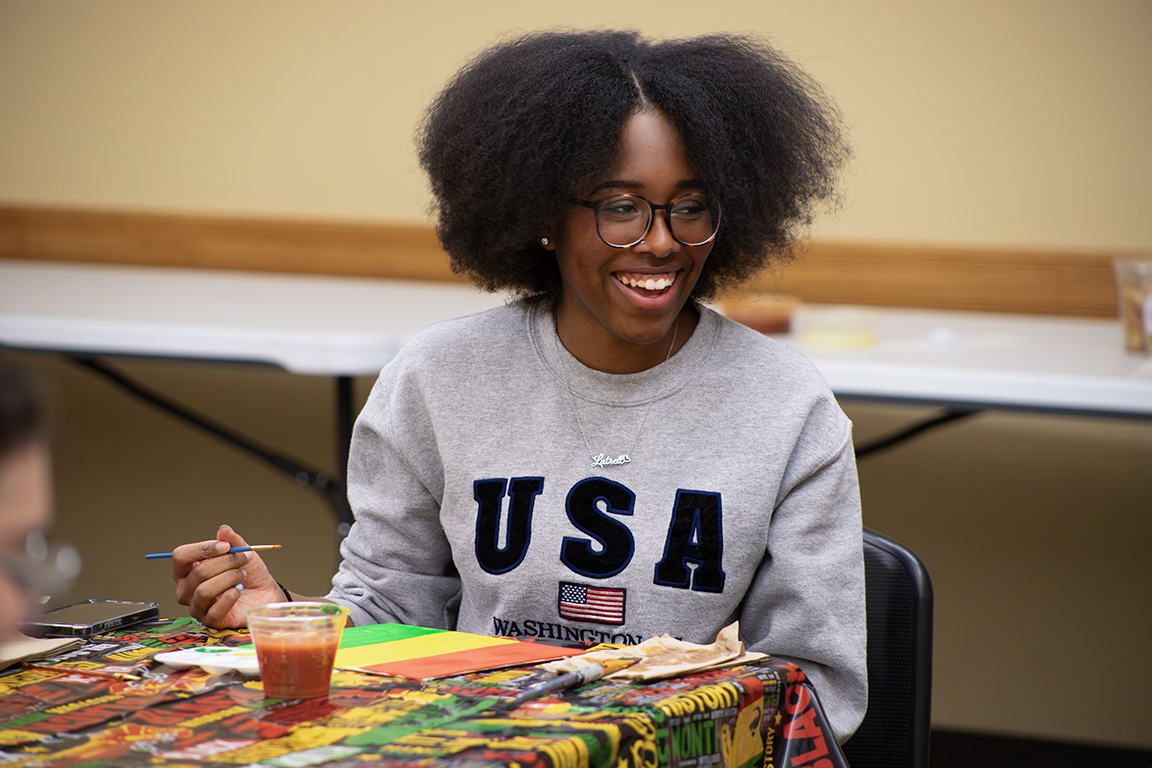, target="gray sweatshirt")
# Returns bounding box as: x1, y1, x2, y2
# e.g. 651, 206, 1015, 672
329, 301, 867, 740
